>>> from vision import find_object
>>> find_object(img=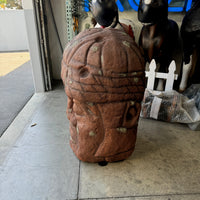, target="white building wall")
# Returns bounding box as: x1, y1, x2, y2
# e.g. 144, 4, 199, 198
0, 10, 28, 51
